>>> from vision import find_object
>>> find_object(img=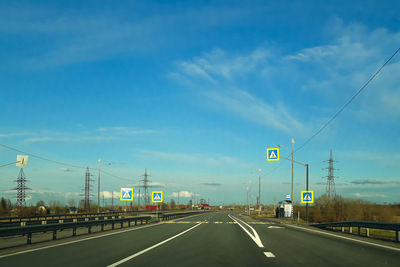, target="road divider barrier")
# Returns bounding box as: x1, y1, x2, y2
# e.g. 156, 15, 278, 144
0, 216, 151, 245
